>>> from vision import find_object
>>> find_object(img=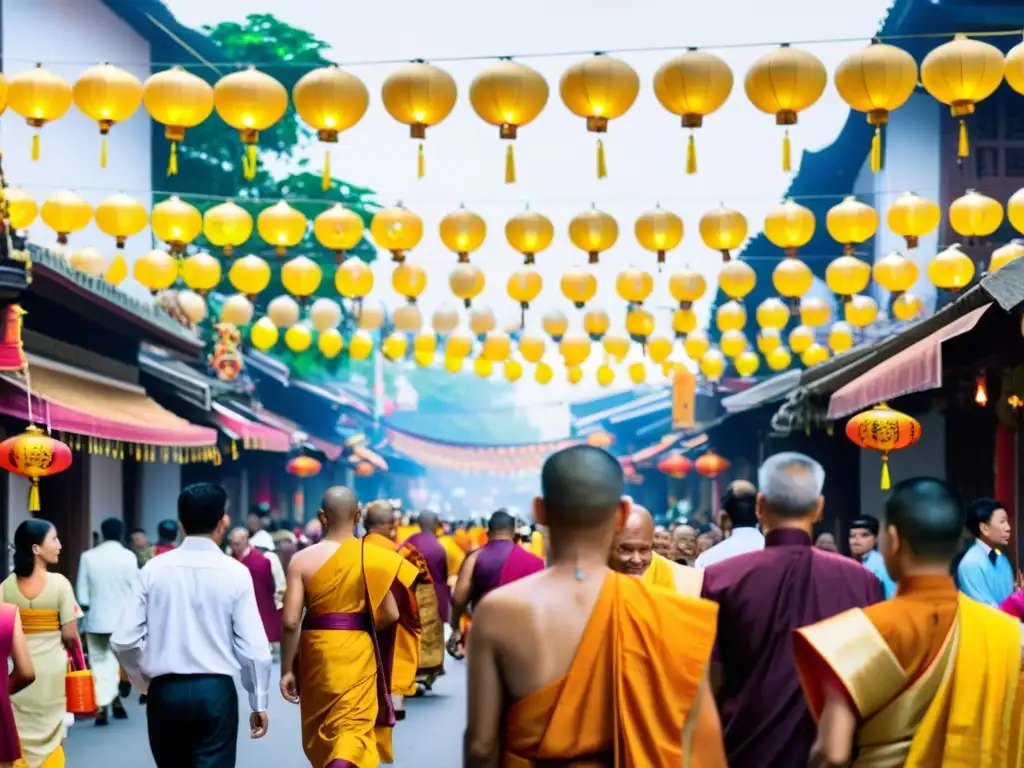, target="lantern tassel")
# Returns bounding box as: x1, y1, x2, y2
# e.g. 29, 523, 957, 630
100, 136, 108, 170
504, 144, 516, 185
28, 479, 39, 512
417, 142, 425, 179
167, 141, 178, 176
322, 148, 331, 192
597, 139, 607, 179
686, 133, 697, 175
880, 453, 891, 491
782, 129, 792, 172
870, 126, 882, 173
31, 132, 40, 162
958, 119, 969, 159
244, 144, 257, 181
